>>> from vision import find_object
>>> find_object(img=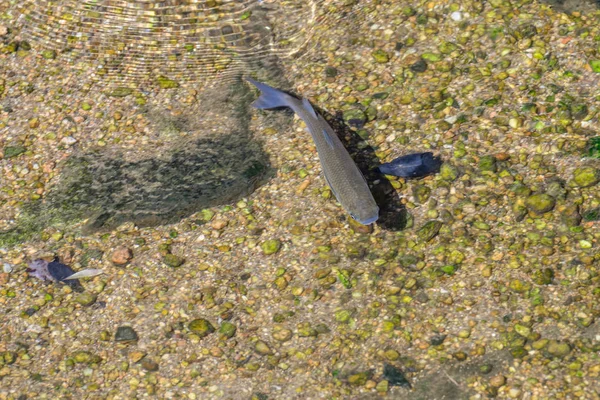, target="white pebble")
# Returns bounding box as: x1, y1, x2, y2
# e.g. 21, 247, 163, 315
3, 263, 13, 273
450, 11, 462, 21
61, 136, 78, 145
